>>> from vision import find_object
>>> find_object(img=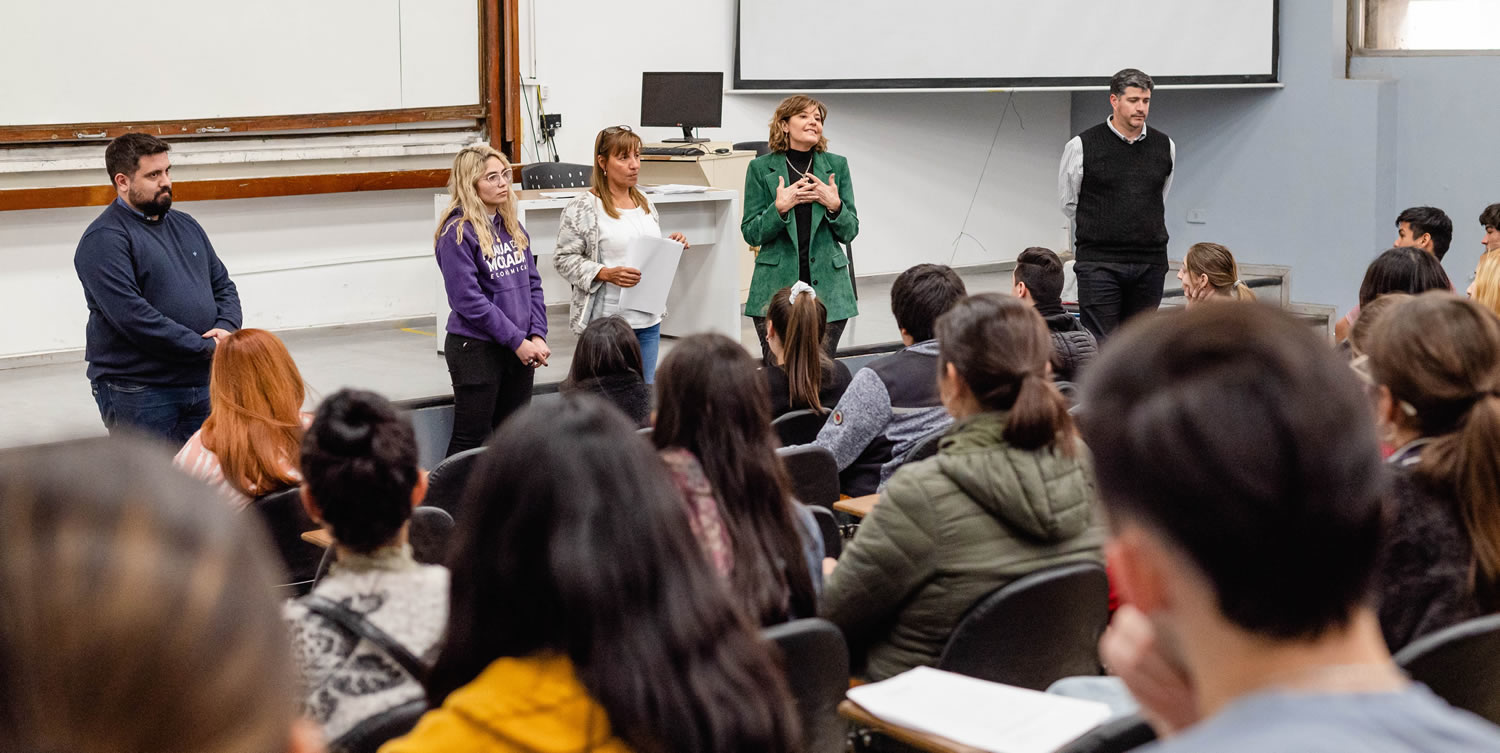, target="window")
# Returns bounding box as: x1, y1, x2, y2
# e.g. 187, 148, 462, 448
1359, 0, 1500, 51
